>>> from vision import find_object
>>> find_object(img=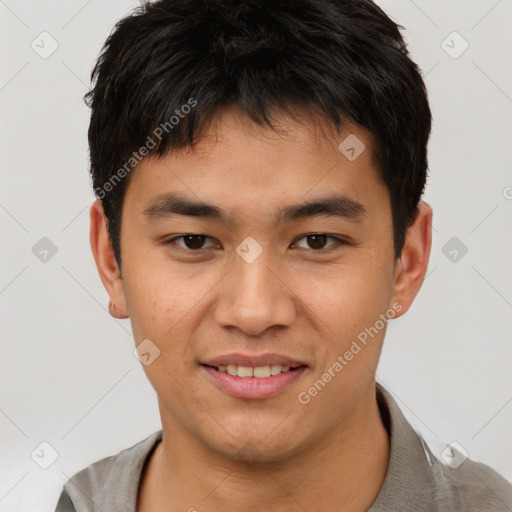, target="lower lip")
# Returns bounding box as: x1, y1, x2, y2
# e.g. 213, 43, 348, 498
201, 365, 307, 399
